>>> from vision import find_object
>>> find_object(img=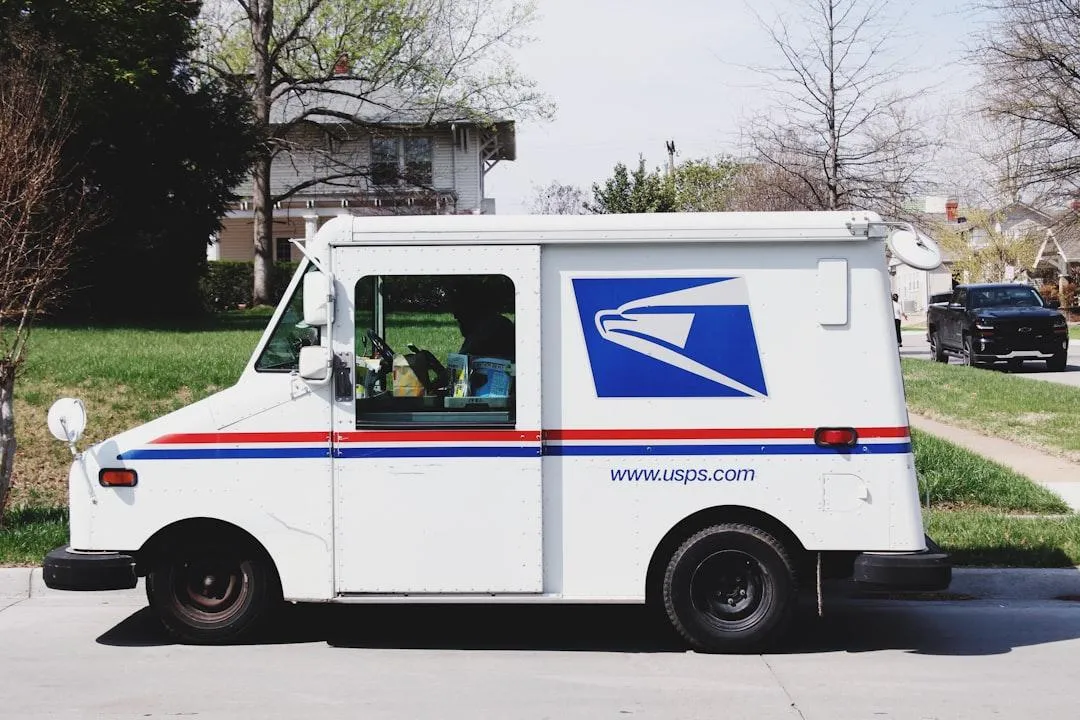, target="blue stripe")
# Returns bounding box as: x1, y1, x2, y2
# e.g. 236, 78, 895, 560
119, 448, 330, 460
544, 442, 913, 456
119, 442, 911, 461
